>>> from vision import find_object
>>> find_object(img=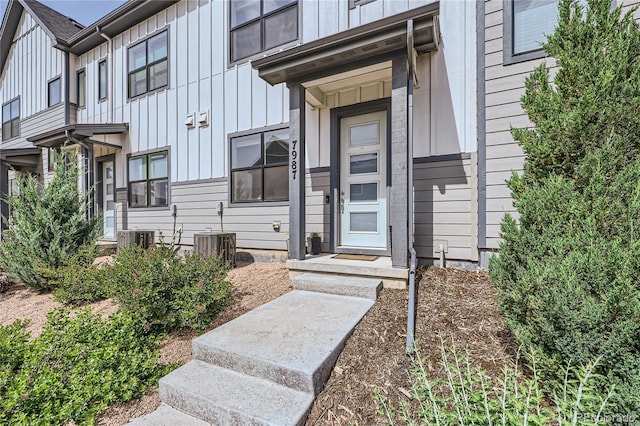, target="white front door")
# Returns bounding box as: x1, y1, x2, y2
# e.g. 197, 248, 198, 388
339, 111, 387, 249
102, 160, 115, 238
